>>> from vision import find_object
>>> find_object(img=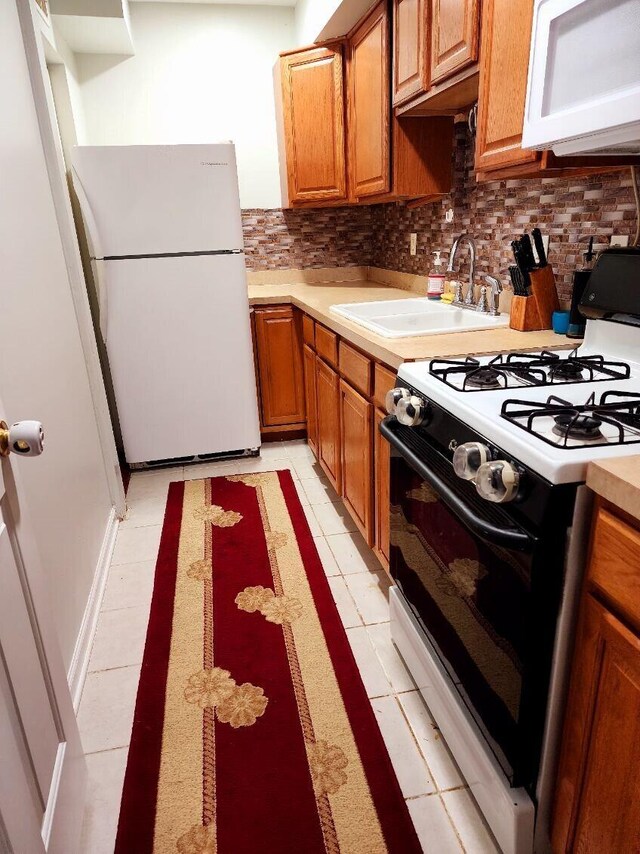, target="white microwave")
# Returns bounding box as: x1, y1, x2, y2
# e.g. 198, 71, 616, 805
522, 0, 640, 156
